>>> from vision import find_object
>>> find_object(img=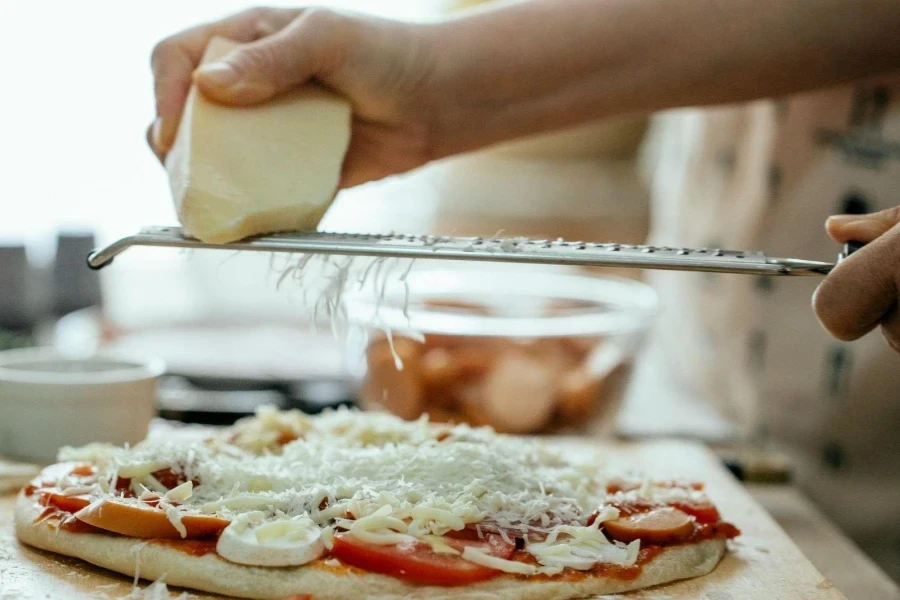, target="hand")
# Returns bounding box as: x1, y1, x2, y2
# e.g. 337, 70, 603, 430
148, 7, 441, 188
148, 1, 900, 192
813, 207, 900, 352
